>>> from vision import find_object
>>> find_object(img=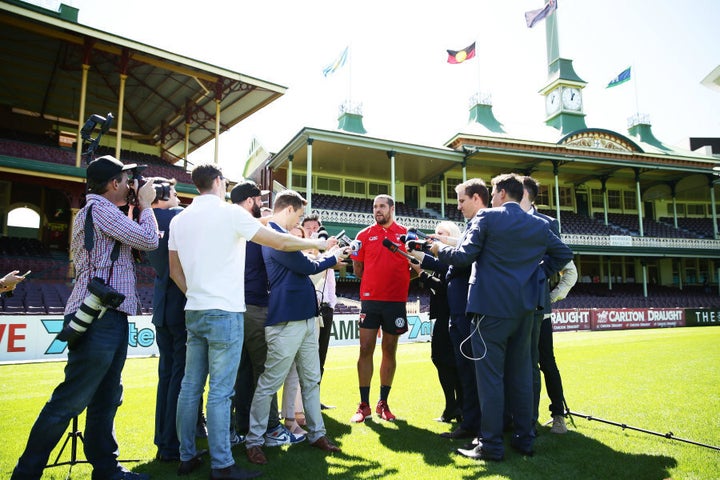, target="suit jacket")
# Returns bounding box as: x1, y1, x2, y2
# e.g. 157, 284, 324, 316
148, 207, 186, 328
262, 222, 337, 327
437, 202, 573, 319
532, 207, 562, 315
